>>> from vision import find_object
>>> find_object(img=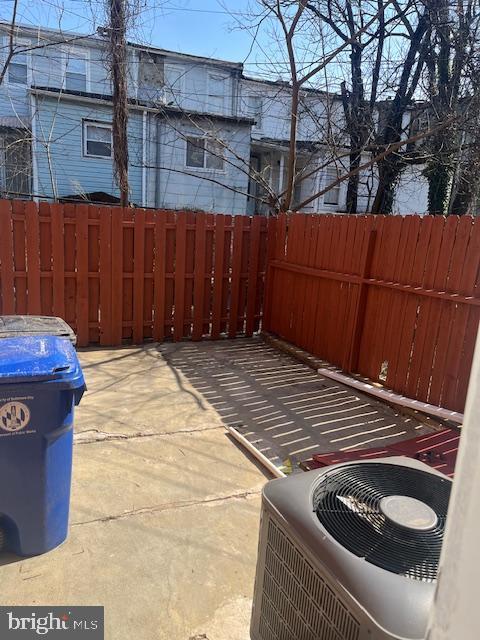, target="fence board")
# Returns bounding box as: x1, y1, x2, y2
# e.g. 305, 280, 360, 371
245, 215, 261, 337
99, 207, 112, 346
153, 211, 166, 342
211, 214, 226, 339
442, 218, 479, 409
51, 203, 65, 319
229, 215, 244, 338
75, 206, 89, 347
25, 201, 42, 315
111, 208, 124, 345
0, 201, 15, 314
193, 212, 207, 340
173, 212, 187, 341
38, 202, 53, 317
133, 210, 146, 344
266, 213, 480, 413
